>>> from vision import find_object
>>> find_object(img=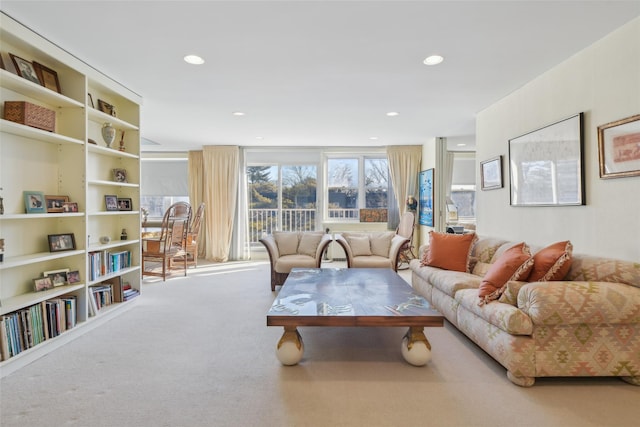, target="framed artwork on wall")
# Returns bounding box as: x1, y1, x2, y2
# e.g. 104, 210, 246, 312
597, 114, 640, 179
509, 113, 585, 206
480, 156, 503, 190
418, 168, 434, 227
